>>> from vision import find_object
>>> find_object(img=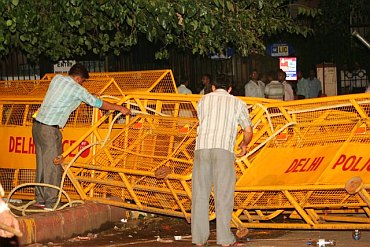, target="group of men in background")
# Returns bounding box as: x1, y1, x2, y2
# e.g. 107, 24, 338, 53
177, 74, 212, 95
244, 68, 323, 101
177, 69, 324, 101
